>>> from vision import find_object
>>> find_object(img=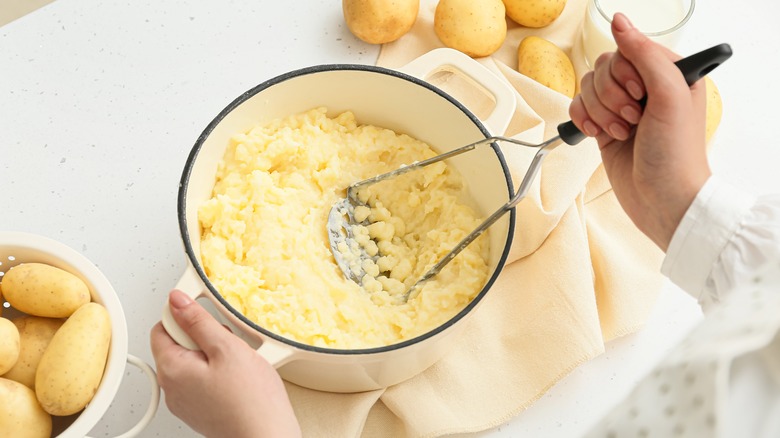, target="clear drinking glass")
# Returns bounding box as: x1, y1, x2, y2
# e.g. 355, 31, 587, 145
580, 0, 695, 68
